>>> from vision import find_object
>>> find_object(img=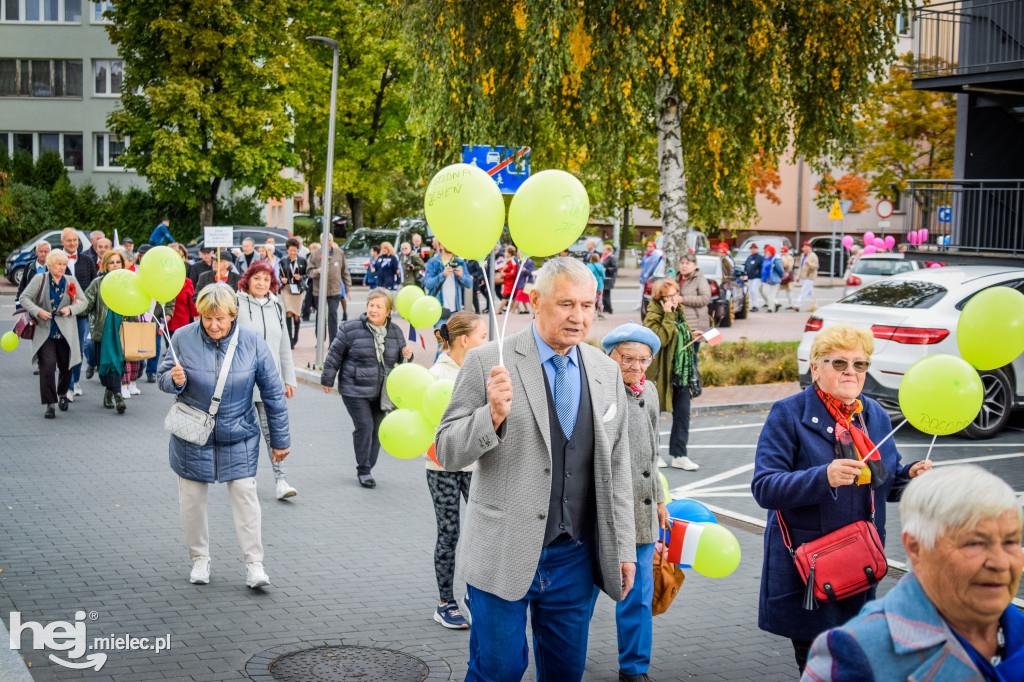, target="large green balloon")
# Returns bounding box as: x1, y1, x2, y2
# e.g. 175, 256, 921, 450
396, 285, 425, 319
957, 286, 1024, 370
100, 269, 151, 316
379, 408, 435, 459
386, 363, 436, 410
423, 163, 505, 260
507, 170, 590, 258
692, 523, 741, 578
409, 295, 442, 329
1, 331, 19, 352
898, 354, 983, 435
138, 245, 186, 303
422, 378, 455, 427
660, 472, 672, 504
